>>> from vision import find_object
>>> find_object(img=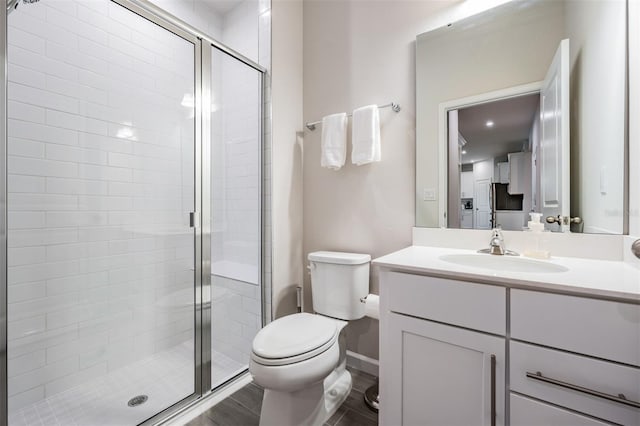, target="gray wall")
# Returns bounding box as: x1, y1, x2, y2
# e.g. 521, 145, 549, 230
300, 0, 494, 360
271, 0, 304, 319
